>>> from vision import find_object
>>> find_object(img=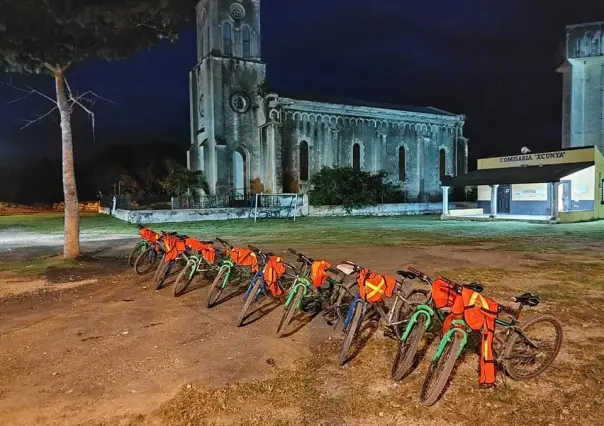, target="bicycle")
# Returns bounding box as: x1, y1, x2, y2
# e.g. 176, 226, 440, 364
236, 246, 295, 328
133, 230, 176, 276
419, 291, 563, 406
391, 267, 485, 381
338, 261, 429, 366
275, 249, 357, 338
128, 225, 160, 268
172, 238, 218, 297
206, 238, 258, 308
151, 232, 190, 291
